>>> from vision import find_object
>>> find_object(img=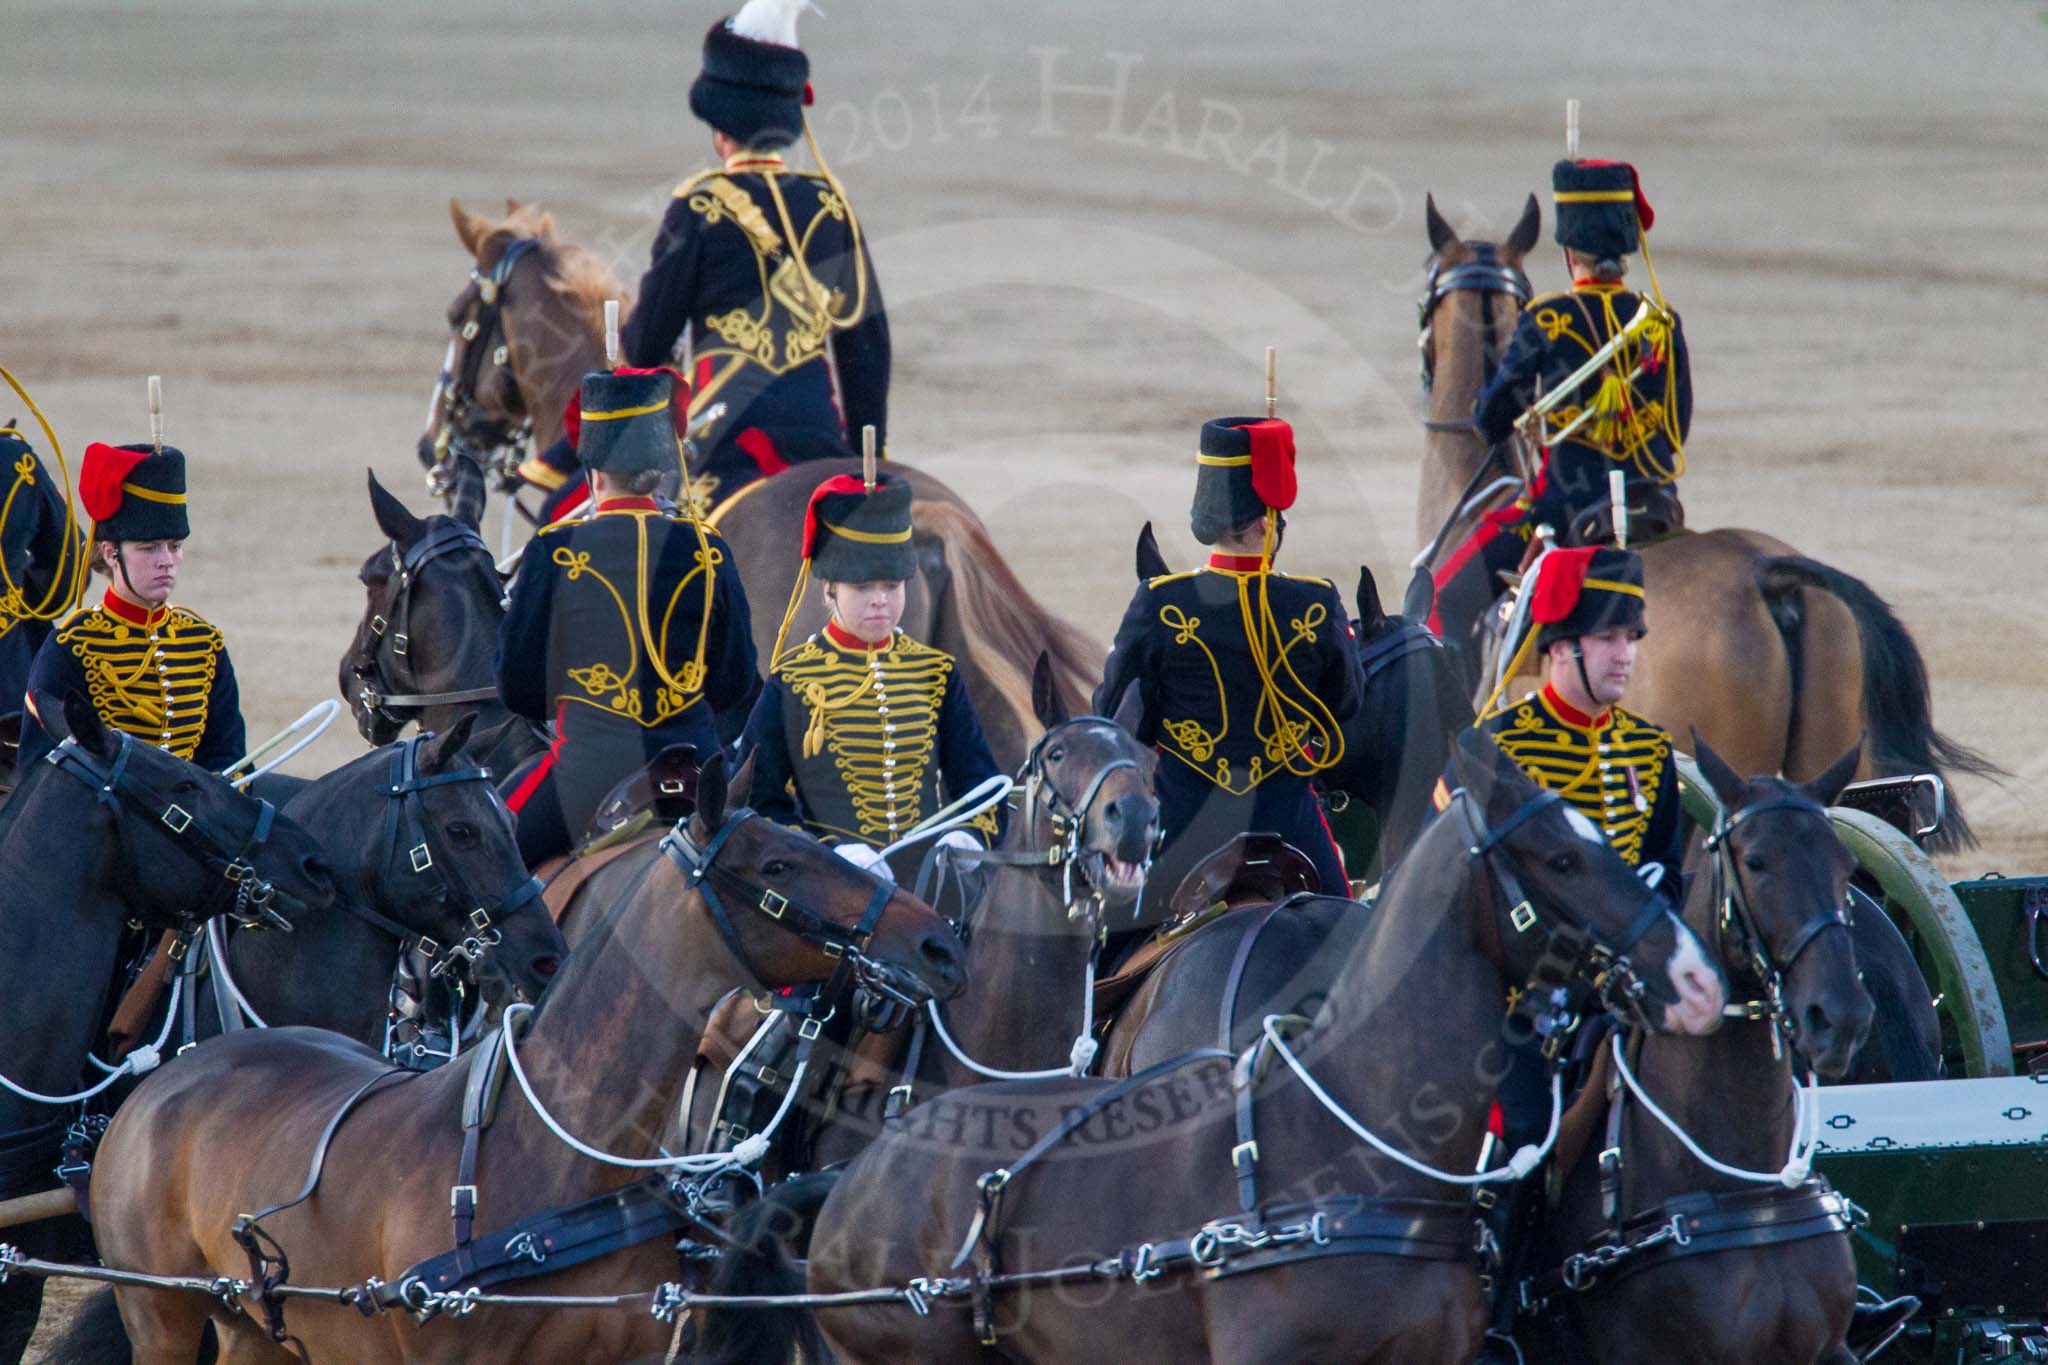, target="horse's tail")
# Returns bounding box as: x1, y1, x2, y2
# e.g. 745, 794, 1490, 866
37, 1285, 134, 1365
912, 499, 1104, 731
687, 1170, 840, 1365
1757, 555, 2001, 853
